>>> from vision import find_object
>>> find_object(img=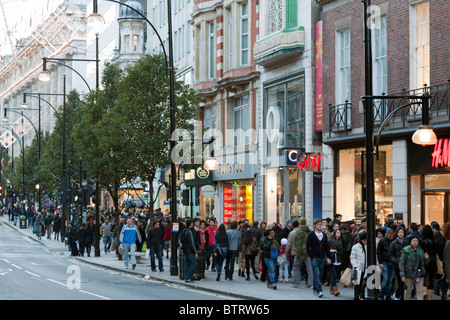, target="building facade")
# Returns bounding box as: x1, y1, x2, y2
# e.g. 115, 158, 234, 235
254, 0, 321, 226
317, 0, 450, 227
192, 0, 260, 223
